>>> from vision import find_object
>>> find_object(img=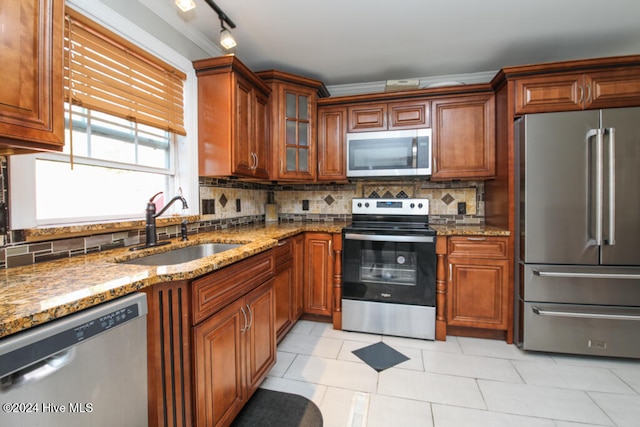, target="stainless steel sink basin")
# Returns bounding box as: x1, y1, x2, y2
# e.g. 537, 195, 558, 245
120, 243, 242, 266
